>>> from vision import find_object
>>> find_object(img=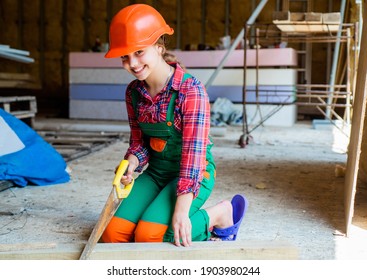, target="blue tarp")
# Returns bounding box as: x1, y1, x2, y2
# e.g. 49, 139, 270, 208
0, 109, 70, 187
